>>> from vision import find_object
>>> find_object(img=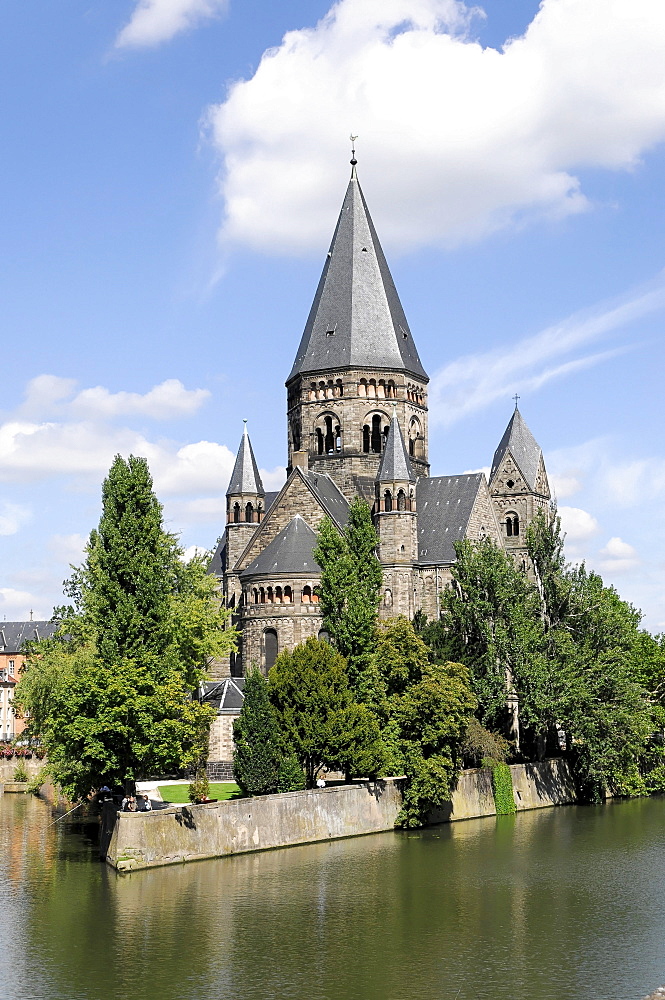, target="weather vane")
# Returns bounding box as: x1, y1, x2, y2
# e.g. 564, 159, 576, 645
350, 134, 358, 165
